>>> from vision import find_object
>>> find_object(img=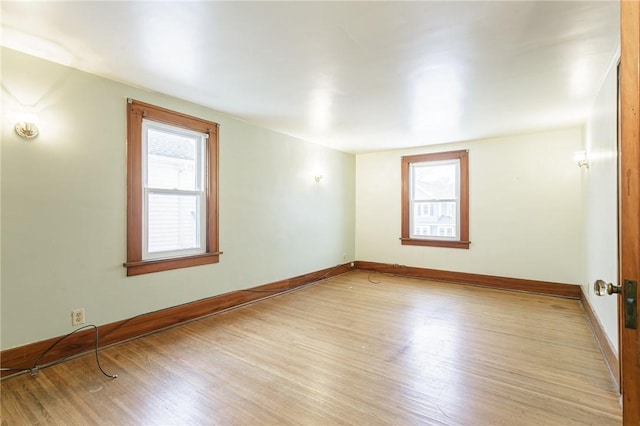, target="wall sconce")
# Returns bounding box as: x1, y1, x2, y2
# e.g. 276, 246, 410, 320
15, 113, 39, 139
314, 174, 323, 183
574, 151, 589, 169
